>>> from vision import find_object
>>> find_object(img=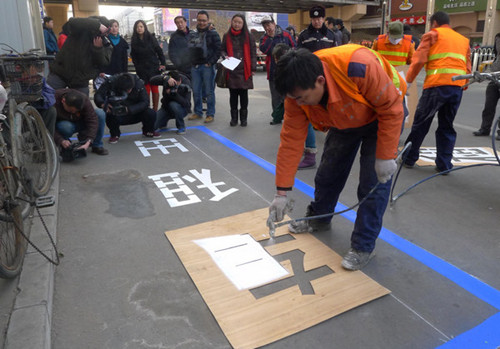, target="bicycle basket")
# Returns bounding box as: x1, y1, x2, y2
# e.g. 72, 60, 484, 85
1, 57, 44, 102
